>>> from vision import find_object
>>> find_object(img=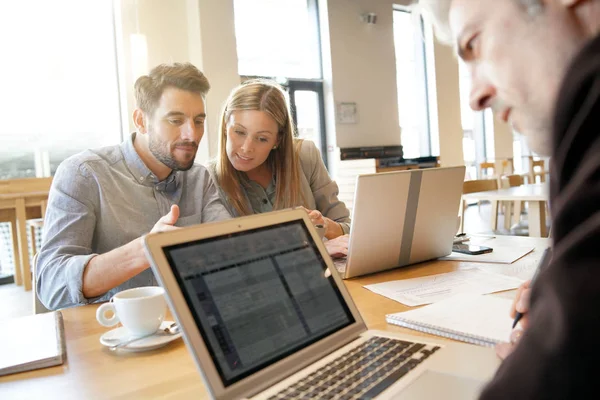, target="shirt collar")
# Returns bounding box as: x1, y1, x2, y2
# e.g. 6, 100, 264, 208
121, 132, 180, 192
240, 173, 277, 199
